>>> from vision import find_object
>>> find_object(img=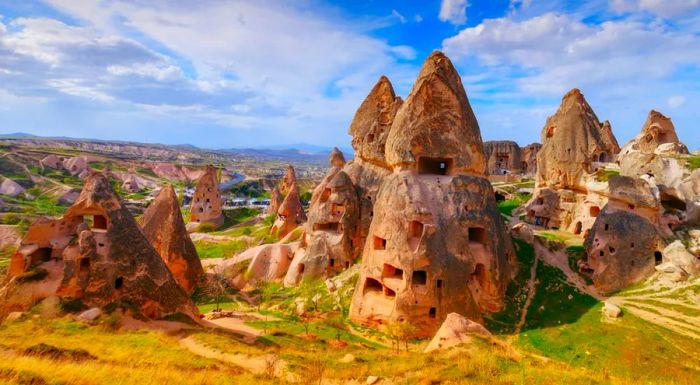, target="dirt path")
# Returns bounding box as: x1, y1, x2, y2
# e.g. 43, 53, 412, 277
533, 238, 604, 300
179, 336, 288, 378
515, 254, 540, 334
